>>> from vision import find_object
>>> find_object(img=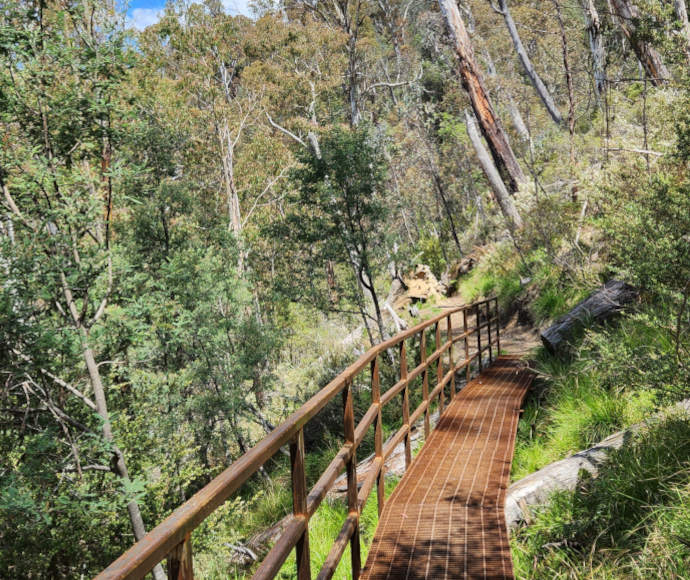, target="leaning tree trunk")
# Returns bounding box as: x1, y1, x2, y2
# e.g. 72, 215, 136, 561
495, 0, 564, 125
483, 48, 531, 142
580, 0, 607, 101
610, 0, 670, 85
540, 279, 638, 354
505, 398, 690, 531
431, 168, 464, 254
82, 332, 167, 580
438, 0, 525, 193
464, 109, 523, 230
